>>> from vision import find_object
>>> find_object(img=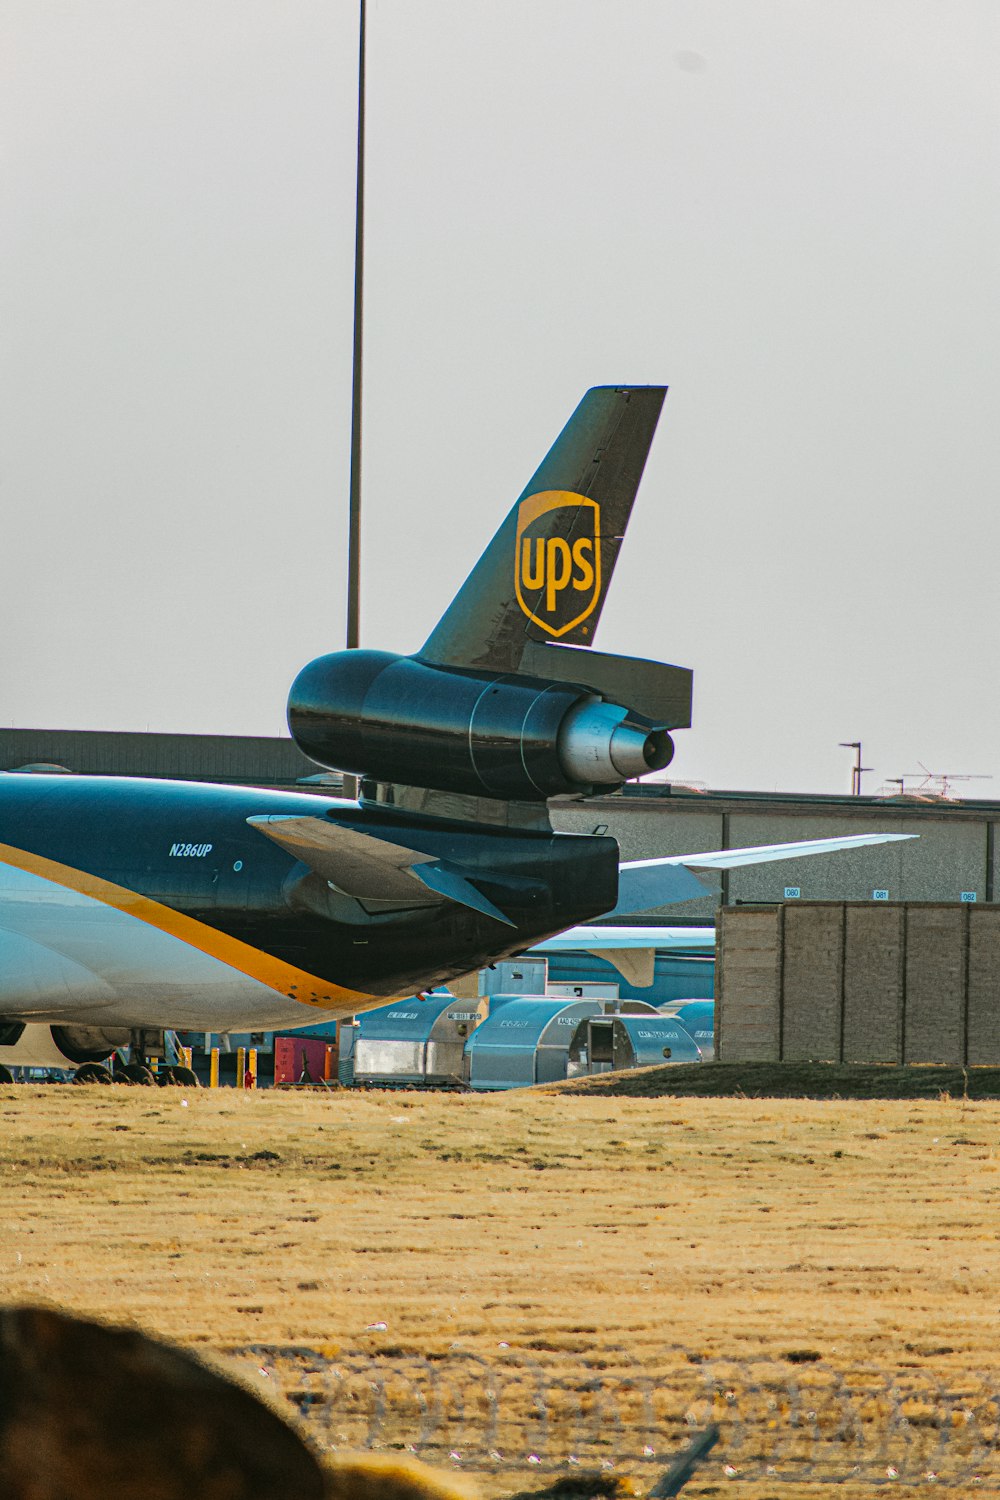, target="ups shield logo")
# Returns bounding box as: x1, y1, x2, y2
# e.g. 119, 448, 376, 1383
514, 490, 601, 638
